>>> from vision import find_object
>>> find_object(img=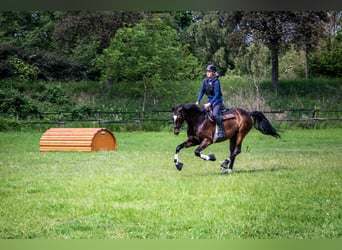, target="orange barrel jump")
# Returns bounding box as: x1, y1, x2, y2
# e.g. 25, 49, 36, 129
39, 128, 117, 152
